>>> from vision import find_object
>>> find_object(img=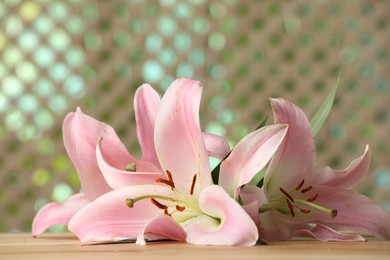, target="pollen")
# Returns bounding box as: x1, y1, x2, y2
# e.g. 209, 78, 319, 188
301, 186, 313, 193
164, 208, 171, 216
150, 198, 168, 210
295, 179, 305, 190
280, 187, 295, 202
306, 194, 318, 202
155, 170, 176, 188
286, 199, 295, 217
300, 209, 311, 214
166, 170, 174, 184
190, 174, 197, 195
176, 205, 185, 212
